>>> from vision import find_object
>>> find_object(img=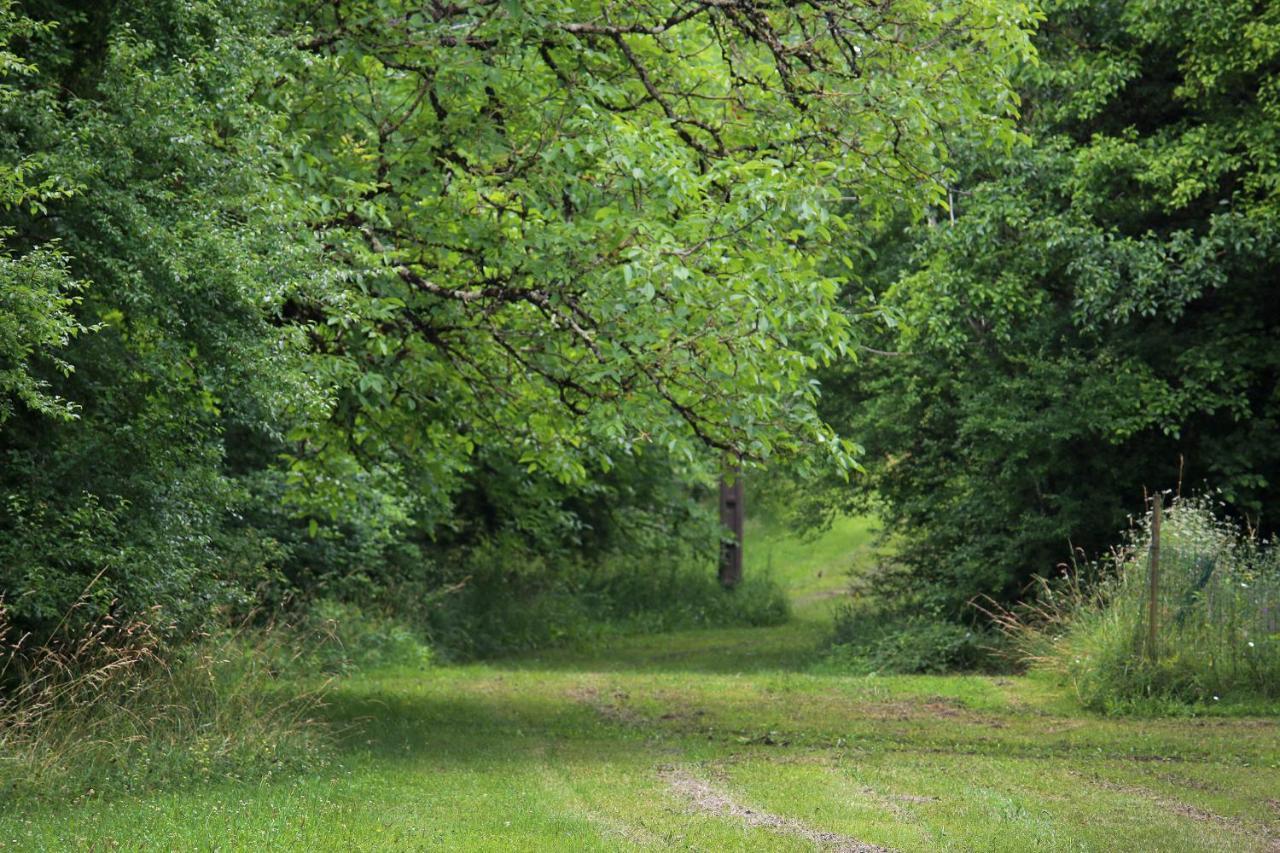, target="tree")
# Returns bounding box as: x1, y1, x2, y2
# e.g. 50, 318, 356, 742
0, 0, 1035, 644
0, 7, 83, 424
282, 0, 1036, 510
0, 0, 323, 639
822, 0, 1280, 614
